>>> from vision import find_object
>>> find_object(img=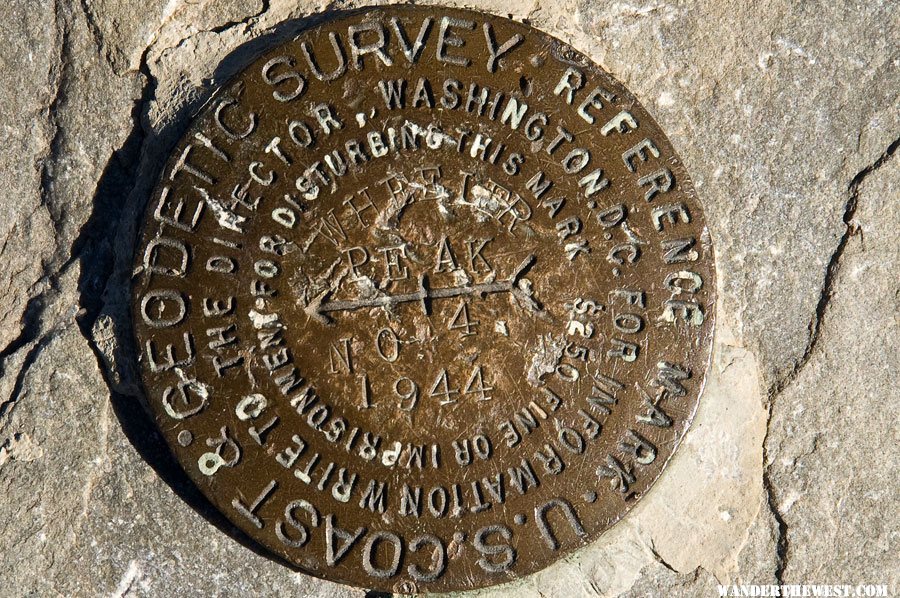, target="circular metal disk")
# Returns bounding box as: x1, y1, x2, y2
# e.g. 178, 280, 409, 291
131, 6, 716, 593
